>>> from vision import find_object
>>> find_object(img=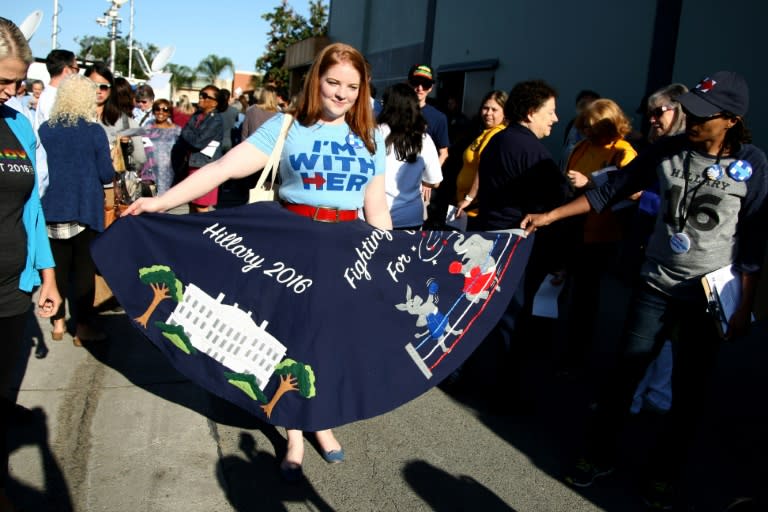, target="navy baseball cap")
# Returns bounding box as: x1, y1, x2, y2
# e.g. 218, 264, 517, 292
678, 71, 749, 118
